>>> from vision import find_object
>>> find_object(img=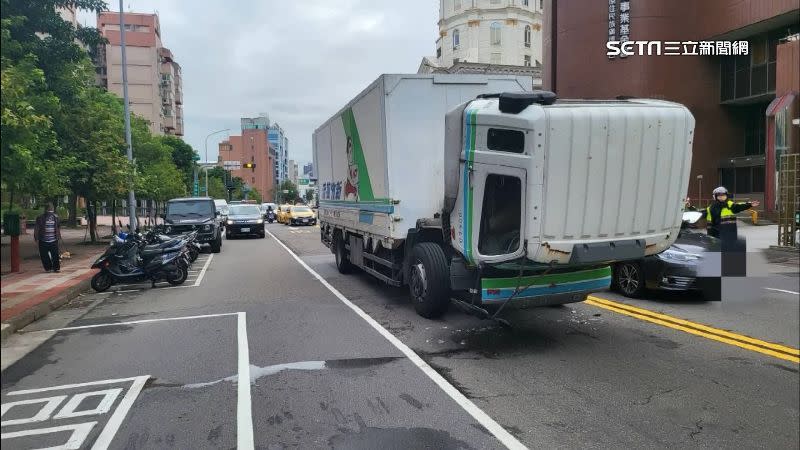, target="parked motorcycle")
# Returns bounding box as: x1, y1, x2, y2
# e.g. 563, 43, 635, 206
90, 233, 189, 292
145, 227, 200, 263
